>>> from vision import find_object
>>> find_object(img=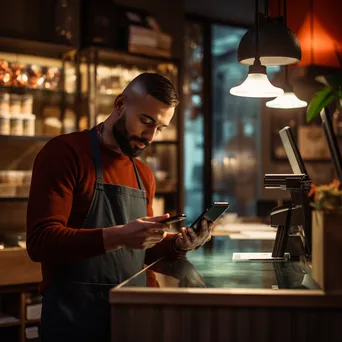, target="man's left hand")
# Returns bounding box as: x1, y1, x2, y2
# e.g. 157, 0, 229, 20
175, 219, 213, 252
